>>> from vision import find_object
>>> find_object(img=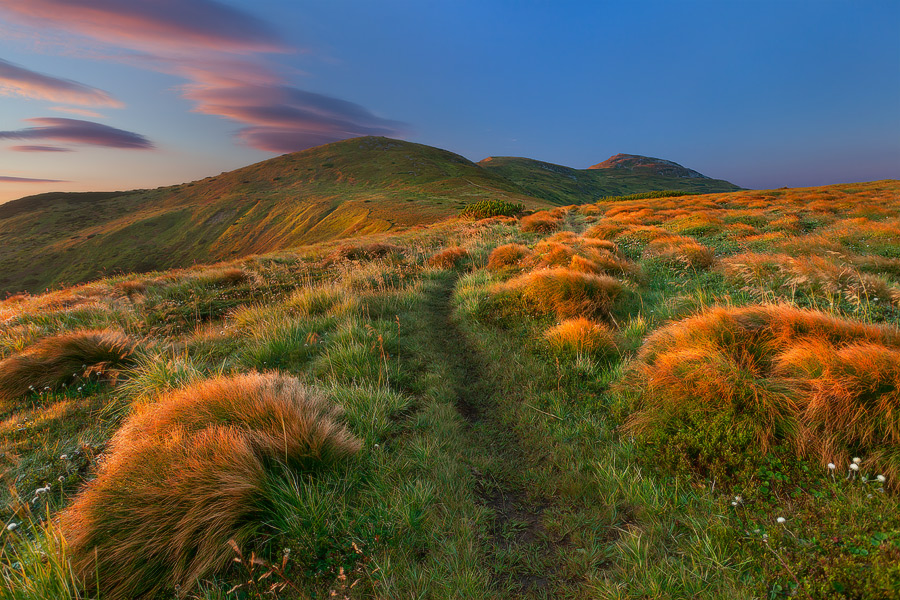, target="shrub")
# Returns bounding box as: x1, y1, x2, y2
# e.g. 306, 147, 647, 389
519, 211, 560, 233
60, 373, 361, 599
544, 318, 618, 359
195, 267, 249, 286
503, 267, 626, 320
0, 329, 136, 407
487, 244, 533, 271
427, 246, 469, 269
458, 199, 523, 219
